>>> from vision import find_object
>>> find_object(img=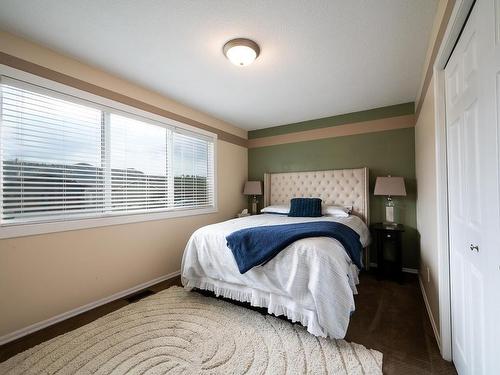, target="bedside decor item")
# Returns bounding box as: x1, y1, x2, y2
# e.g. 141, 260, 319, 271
374, 176, 406, 225
243, 180, 262, 215
237, 208, 250, 218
